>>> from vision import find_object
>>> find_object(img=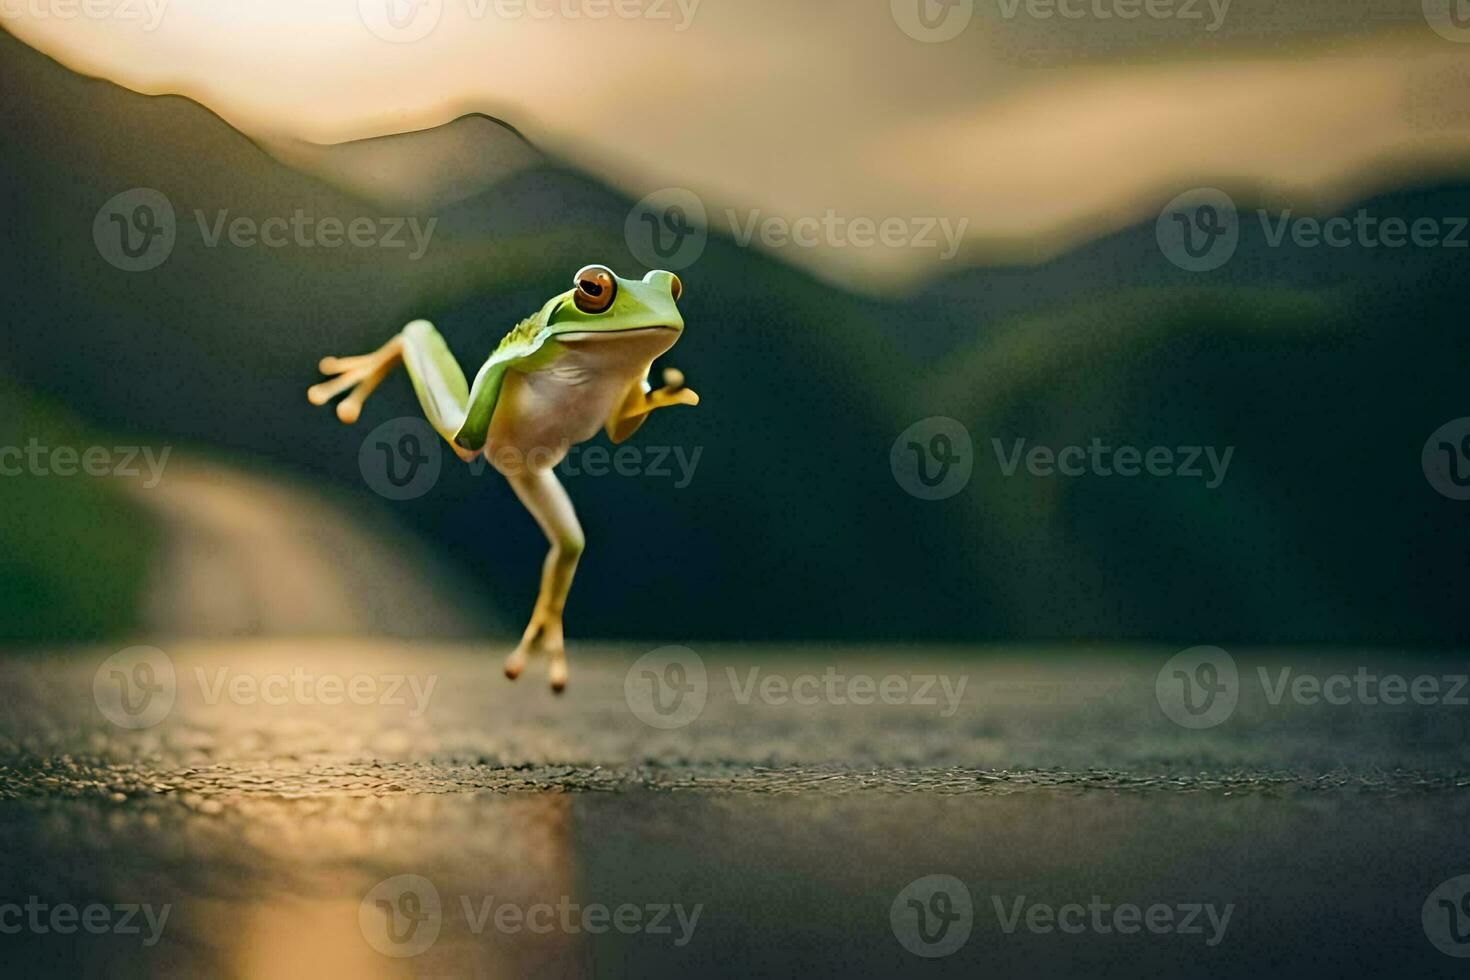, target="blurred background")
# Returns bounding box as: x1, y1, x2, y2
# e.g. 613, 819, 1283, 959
1, 2, 1468, 648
